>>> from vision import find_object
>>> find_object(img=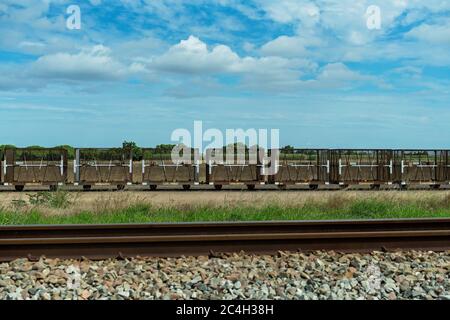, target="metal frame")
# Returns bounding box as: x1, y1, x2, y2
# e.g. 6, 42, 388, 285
205, 147, 263, 186
271, 149, 330, 185
0, 147, 4, 185
1, 146, 450, 190
141, 147, 199, 186
2, 148, 67, 186
393, 150, 449, 185
329, 149, 393, 185
73, 148, 132, 186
